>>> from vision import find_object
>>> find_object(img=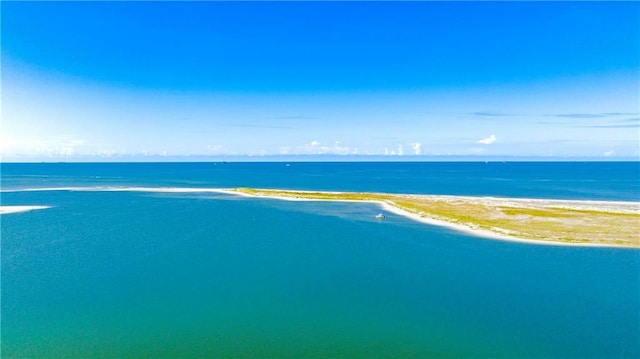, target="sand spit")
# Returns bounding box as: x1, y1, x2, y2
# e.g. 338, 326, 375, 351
0, 206, 51, 215
231, 188, 640, 248
1, 186, 233, 194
